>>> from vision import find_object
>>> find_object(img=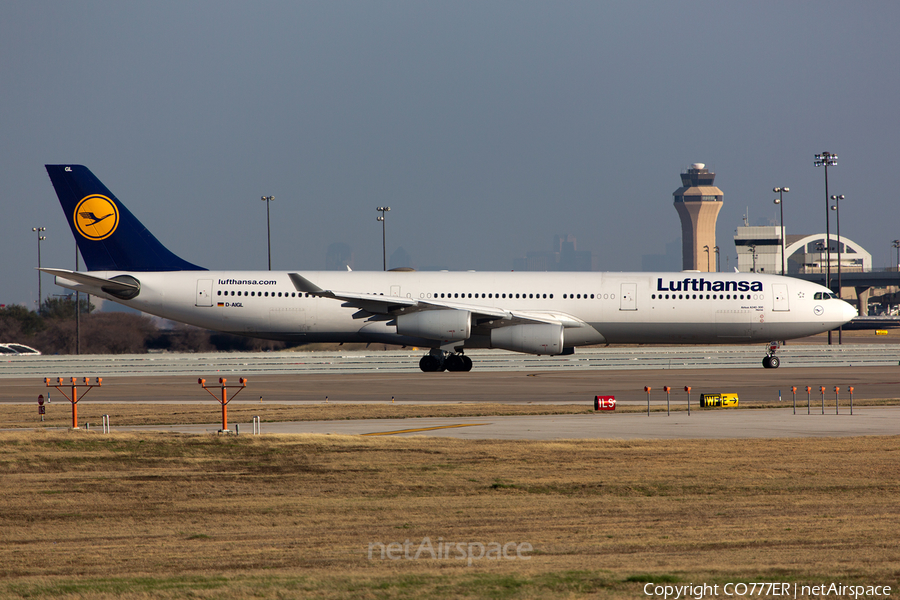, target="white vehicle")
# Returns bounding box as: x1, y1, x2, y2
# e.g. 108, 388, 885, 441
0, 343, 42, 356
43, 165, 855, 371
